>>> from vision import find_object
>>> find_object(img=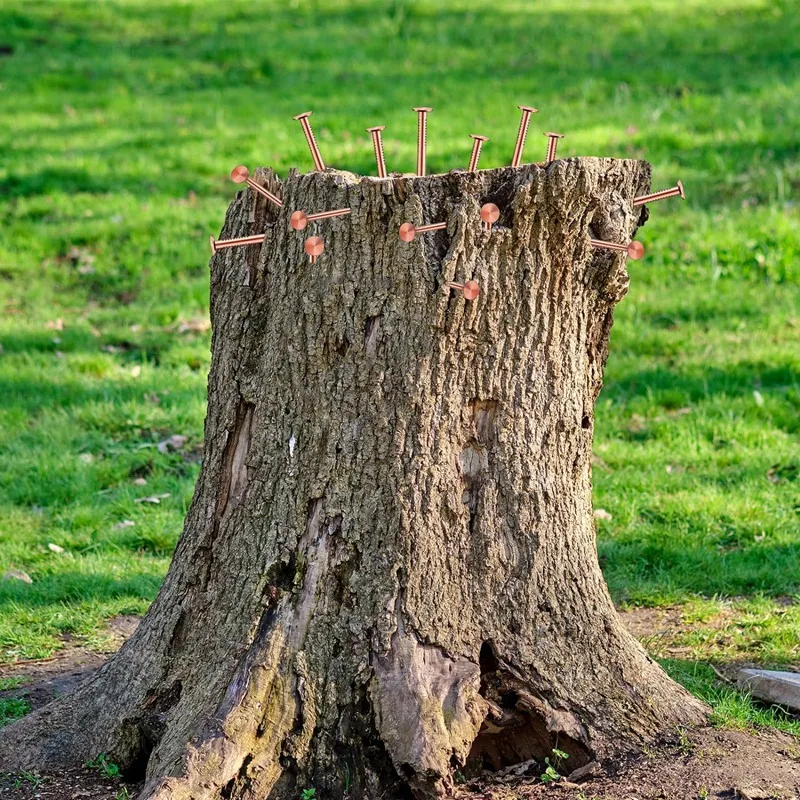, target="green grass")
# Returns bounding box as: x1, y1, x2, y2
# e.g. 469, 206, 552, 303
0, 0, 798, 734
